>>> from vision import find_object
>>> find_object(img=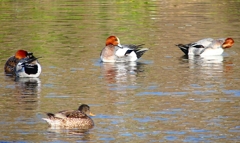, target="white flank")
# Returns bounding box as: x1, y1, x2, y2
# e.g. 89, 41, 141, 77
16, 62, 42, 78
128, 52, 137, 61
115, 48, 128, 57
188, 47, 204, 55
200, 48, 224, 56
